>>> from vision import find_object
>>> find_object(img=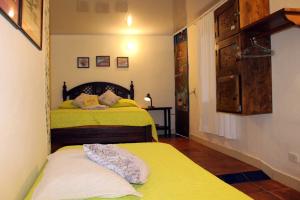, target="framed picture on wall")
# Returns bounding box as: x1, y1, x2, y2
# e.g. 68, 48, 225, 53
20, 0, 44, 50
0, 0, 20, 26
77, 57, 89, 68
96, 56, 110, 67
117, 57, 129, 68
